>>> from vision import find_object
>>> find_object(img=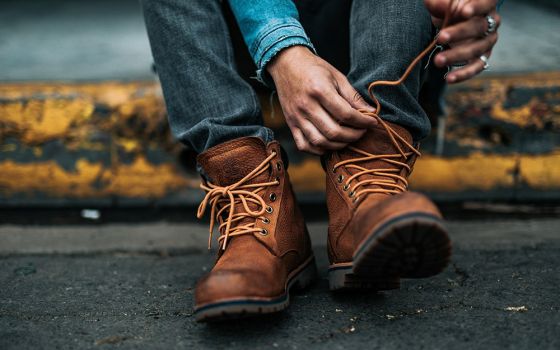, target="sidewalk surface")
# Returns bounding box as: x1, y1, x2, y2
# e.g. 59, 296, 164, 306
1, 219, 559, 349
